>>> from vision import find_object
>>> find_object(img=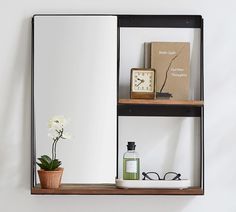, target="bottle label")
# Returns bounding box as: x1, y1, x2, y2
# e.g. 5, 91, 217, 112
126, 160, 137, 173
